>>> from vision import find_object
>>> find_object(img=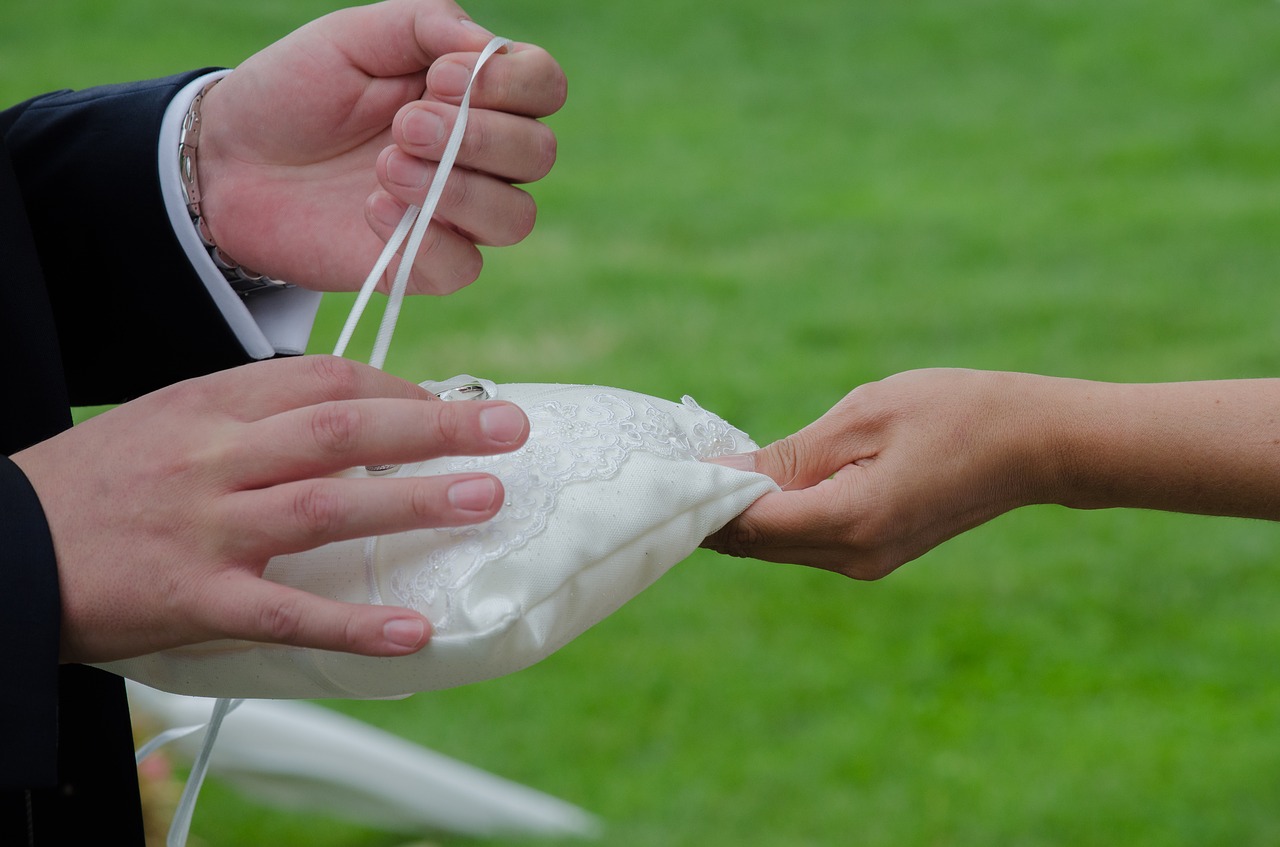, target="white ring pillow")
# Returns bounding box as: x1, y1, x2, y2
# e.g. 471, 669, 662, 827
116, 37, 779, 846
102, 376, 777, 699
